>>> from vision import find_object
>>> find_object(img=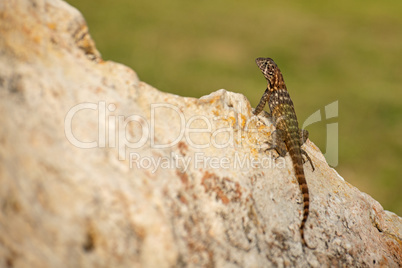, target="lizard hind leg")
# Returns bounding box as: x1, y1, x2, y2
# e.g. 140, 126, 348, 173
301, 149, 315, 171
299, 129, 309, 145
265, 129, 287, 157
299, 129, 315, 171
